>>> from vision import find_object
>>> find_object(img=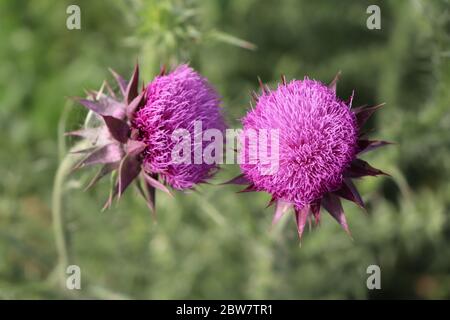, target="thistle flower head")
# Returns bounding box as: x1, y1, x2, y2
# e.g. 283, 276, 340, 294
132, 65, 226, 190
226, 74, 390, 239
68, 63, 225, 215
241, 78, 358, 208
